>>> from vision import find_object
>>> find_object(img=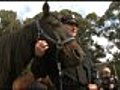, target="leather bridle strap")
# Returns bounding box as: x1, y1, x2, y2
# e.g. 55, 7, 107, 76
36, 20, 57, 44
36, 19, 76, 90
36, 20, 75, 46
